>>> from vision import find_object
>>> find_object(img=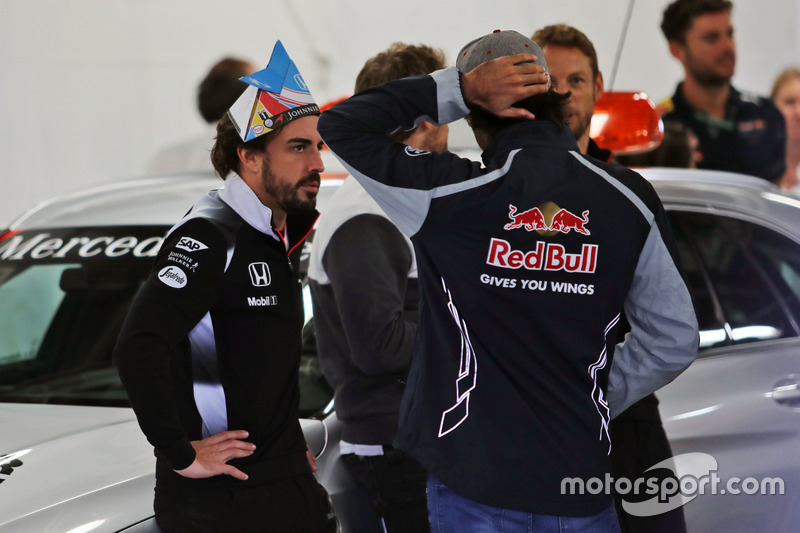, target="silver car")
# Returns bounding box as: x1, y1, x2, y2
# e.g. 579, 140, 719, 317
1, 166, 798, 532
646, 168, 800, 533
